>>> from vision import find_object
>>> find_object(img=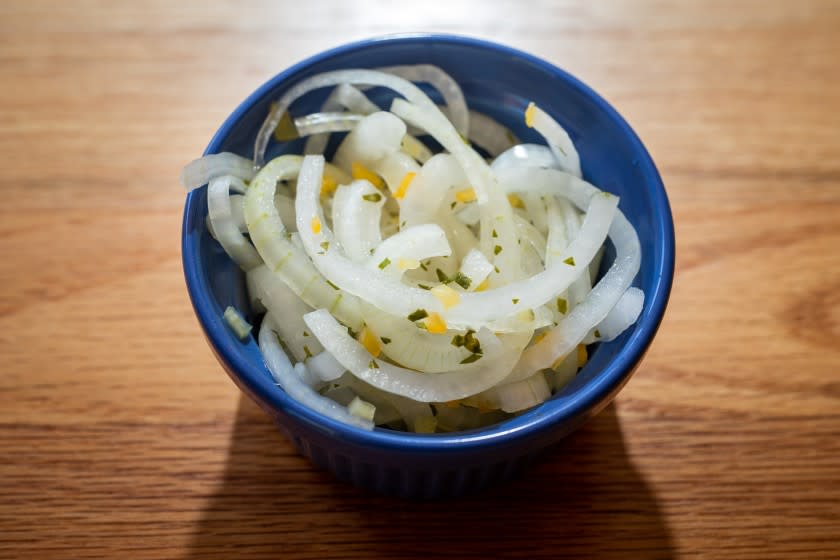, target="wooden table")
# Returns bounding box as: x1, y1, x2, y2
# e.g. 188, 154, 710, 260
2, 1, 838, 558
